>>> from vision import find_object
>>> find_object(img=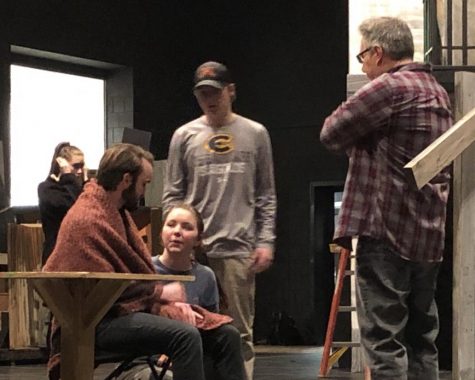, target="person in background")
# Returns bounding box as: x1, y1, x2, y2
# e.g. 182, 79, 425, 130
320, 17, 452, 380
163, 61, 277, 379
43, 143, 244, 380
38, 142, 86, 265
